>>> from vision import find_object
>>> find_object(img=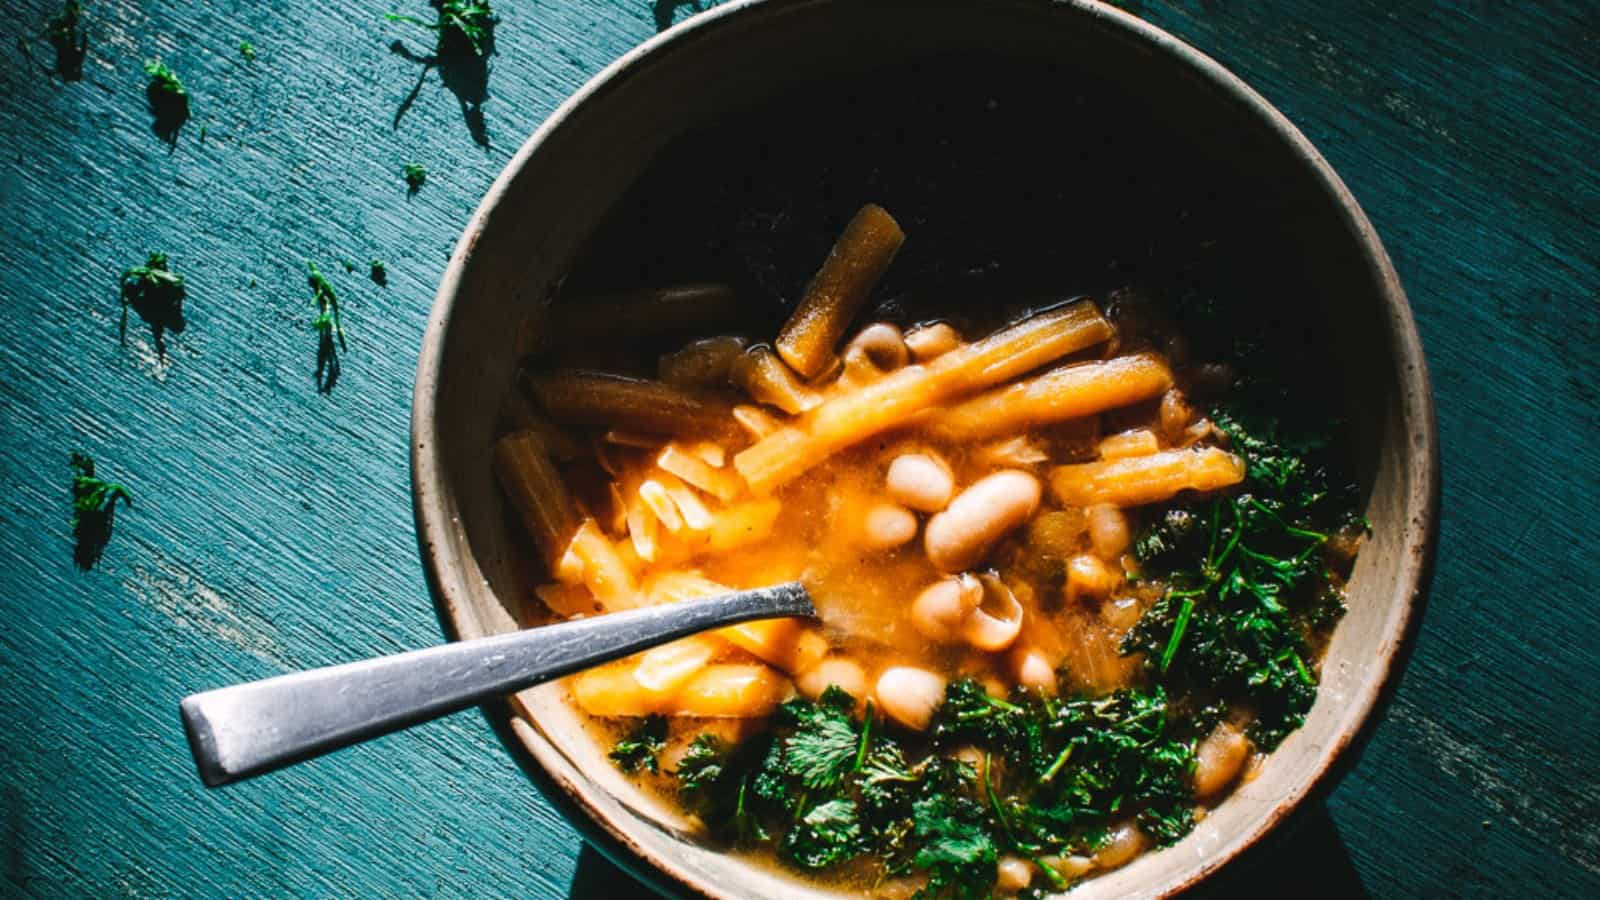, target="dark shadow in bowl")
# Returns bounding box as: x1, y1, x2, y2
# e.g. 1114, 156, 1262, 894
559, 51, 1383, 499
